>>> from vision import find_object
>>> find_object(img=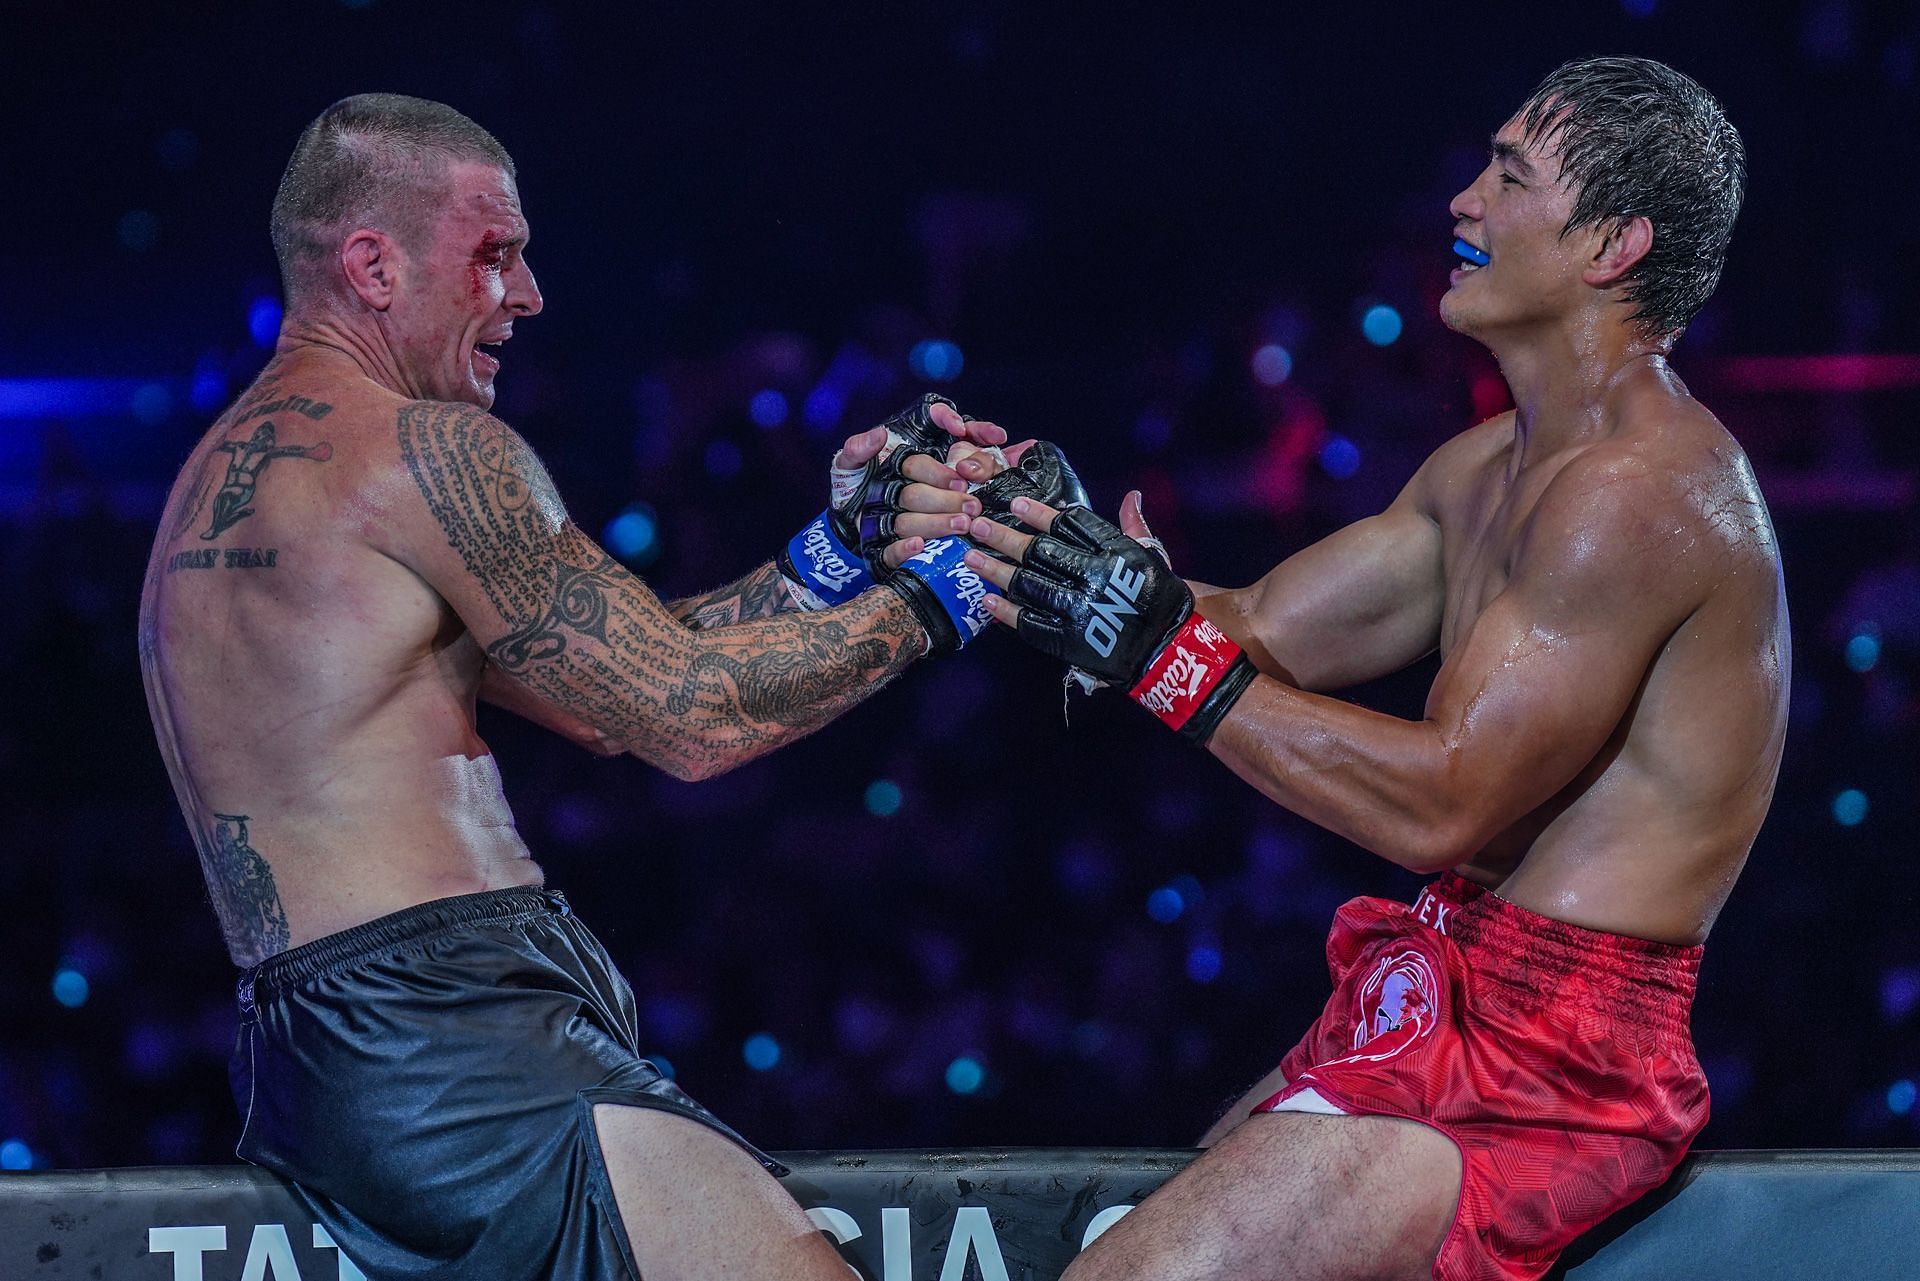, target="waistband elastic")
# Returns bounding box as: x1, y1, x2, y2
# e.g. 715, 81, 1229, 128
1421, 873, 1702, 1043
243, 886, 571, 1002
